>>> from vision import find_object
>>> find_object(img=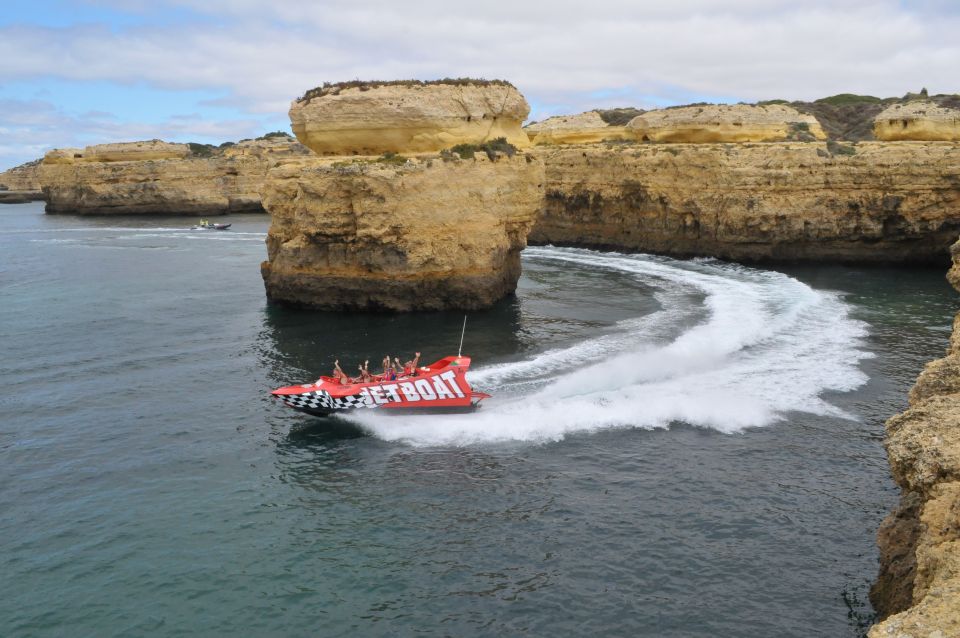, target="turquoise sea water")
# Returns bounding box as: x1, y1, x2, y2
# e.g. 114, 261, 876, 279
0, 202, 956, 637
